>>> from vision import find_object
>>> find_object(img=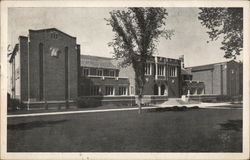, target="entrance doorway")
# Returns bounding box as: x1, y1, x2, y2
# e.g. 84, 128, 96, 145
154, 84, 158, 95
161, 85, 165, 95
